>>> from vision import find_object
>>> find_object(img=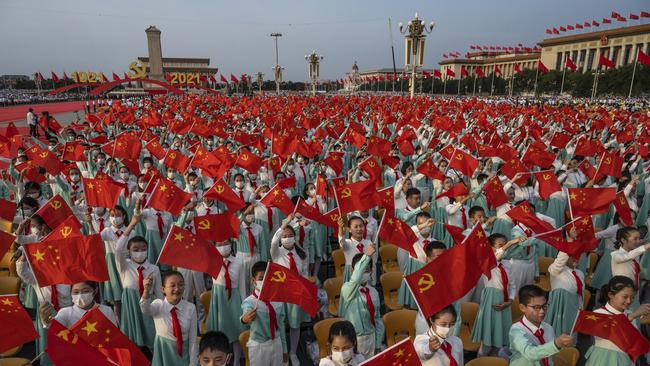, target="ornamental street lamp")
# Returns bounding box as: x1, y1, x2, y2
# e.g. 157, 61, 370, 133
256, 72, 264, 94
305, 51, 323, 96
270, 33, 283, 94
399, 13, 435, 99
